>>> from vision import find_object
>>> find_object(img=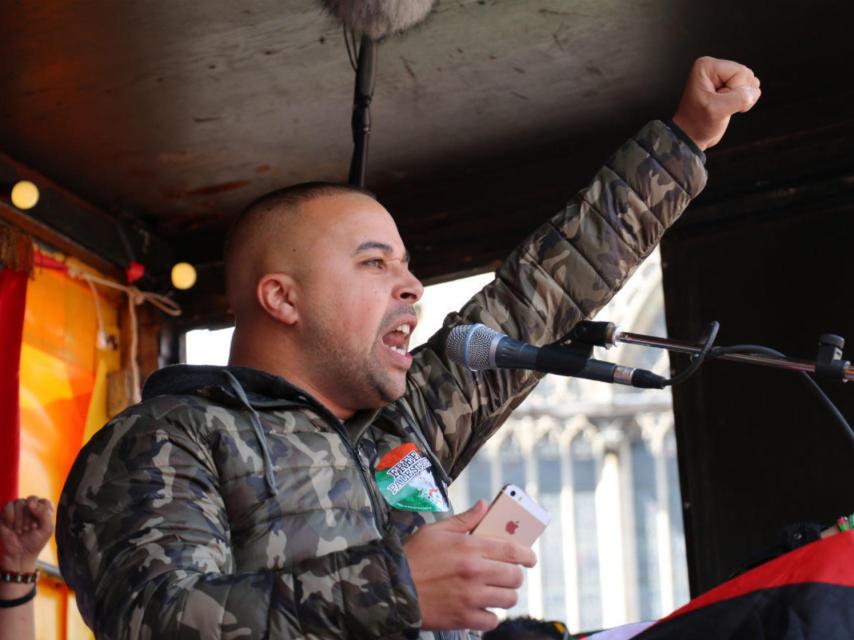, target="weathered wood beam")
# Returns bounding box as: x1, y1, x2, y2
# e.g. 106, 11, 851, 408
169, 114, 854, 328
